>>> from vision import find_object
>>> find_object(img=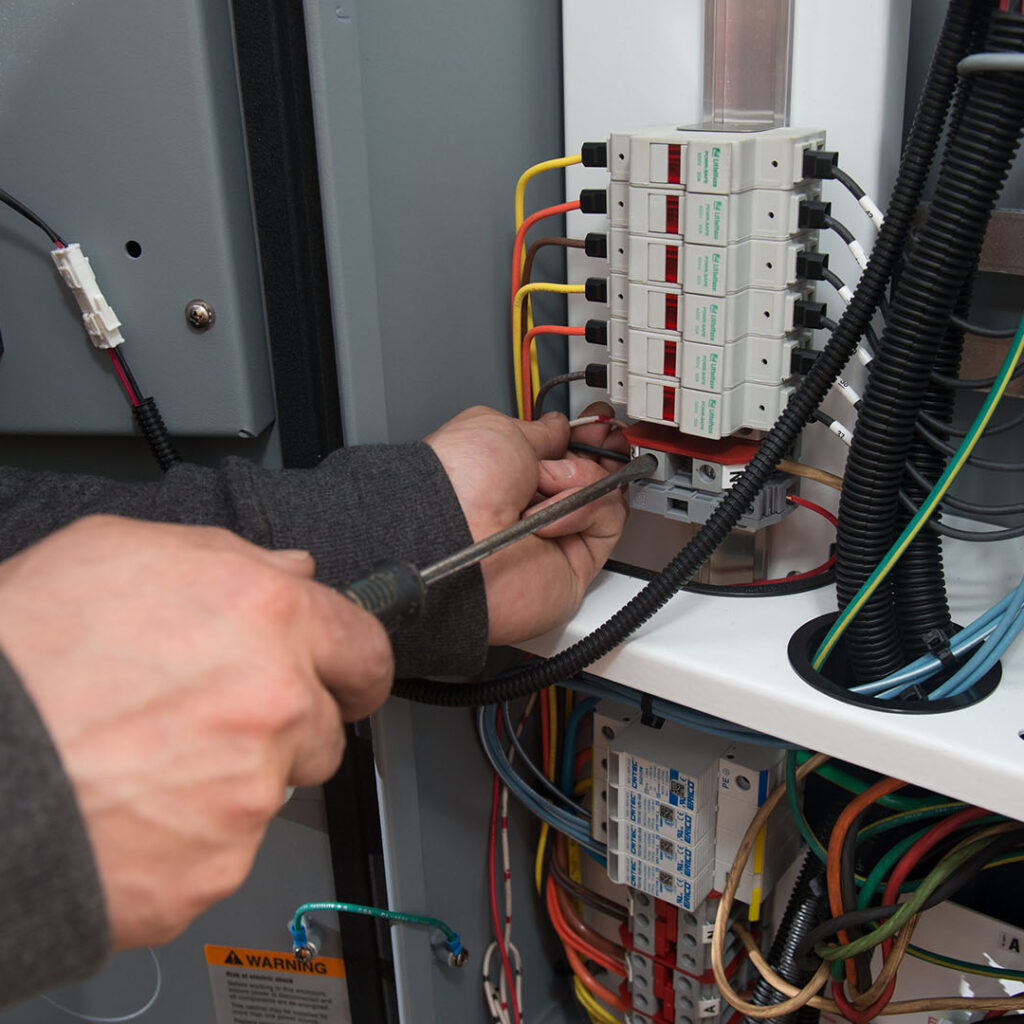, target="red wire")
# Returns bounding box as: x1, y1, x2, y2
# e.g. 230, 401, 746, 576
573, 747, 592, 776
832, 976, 897, 1024
511, 200, 582, 309
488, 715, 522, 1024
107, 349, 140, 407
521, 325, 585, 419
741, 495, 837, 586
